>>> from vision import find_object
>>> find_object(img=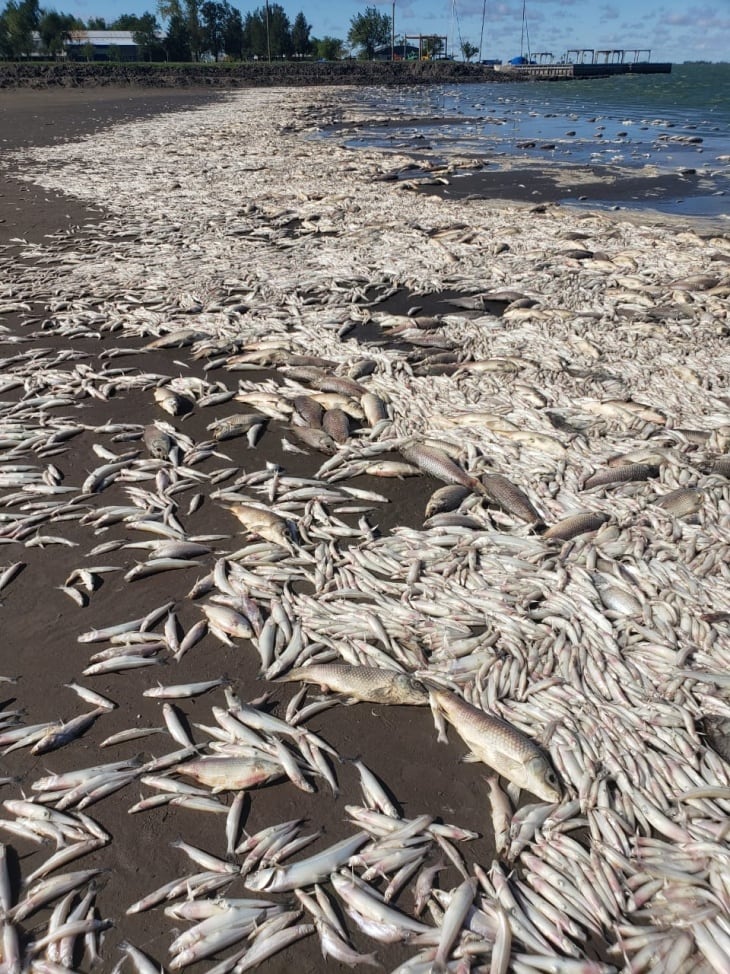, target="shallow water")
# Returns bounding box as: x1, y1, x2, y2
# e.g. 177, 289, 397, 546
324, 63, 730, 219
